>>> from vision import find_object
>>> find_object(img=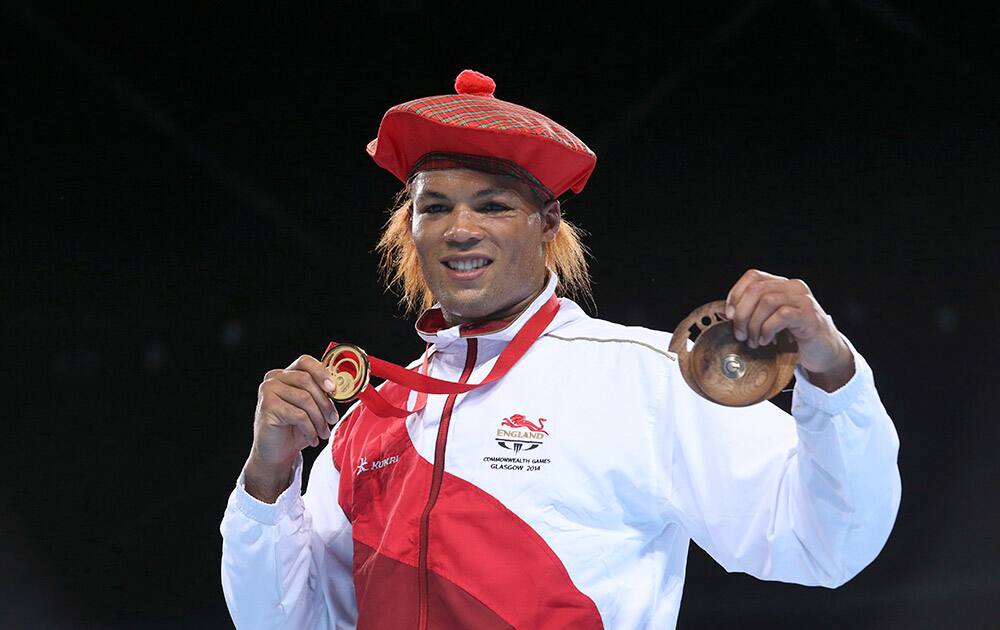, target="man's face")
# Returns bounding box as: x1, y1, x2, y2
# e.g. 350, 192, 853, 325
409, 168, 560, 325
